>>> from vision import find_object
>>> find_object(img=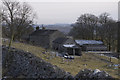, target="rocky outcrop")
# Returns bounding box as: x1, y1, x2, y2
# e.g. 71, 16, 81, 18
2, 45, 73, 79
